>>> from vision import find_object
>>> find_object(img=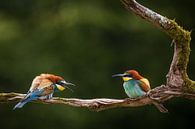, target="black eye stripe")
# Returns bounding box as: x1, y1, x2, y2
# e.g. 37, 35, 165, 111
124, 75, 131, 77
57, 81, 64, 85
